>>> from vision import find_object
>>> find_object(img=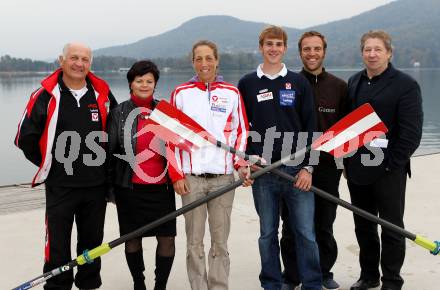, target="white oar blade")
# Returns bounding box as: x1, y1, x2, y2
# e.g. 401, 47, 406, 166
147, 100, 215, 152
312, 103, 388, 158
